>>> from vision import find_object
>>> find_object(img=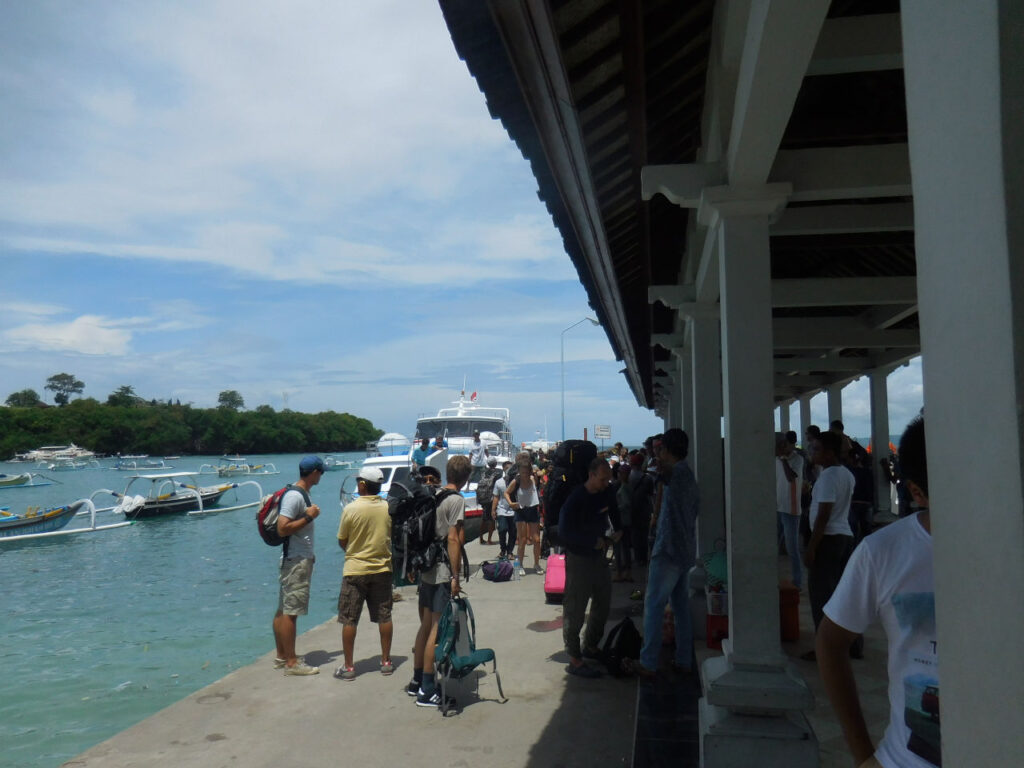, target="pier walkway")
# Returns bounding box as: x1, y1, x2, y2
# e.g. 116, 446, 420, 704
65, 540, 889, 768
